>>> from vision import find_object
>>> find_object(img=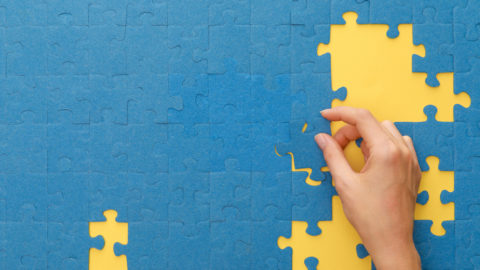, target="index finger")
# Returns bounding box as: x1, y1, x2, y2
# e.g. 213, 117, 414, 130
321, 107, 389, 146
